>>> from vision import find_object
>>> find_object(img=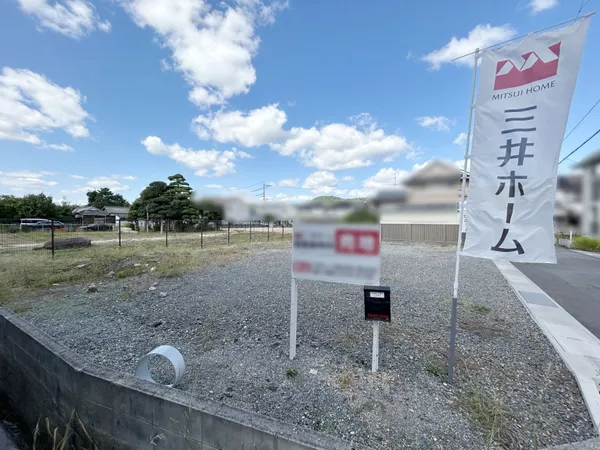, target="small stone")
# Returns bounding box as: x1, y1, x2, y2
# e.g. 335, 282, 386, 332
149, 286, 157, 291
153, 281, 158, 286
76, 263, 88, 269
152, 320, 164, 328
309, 369, 318, 375
159, 292, 167, 298
52, 283, 60, 286
87, 284, 98, 293
150, 267, 156, 272
134, 263, 142, 267
107, 271, 115, 277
